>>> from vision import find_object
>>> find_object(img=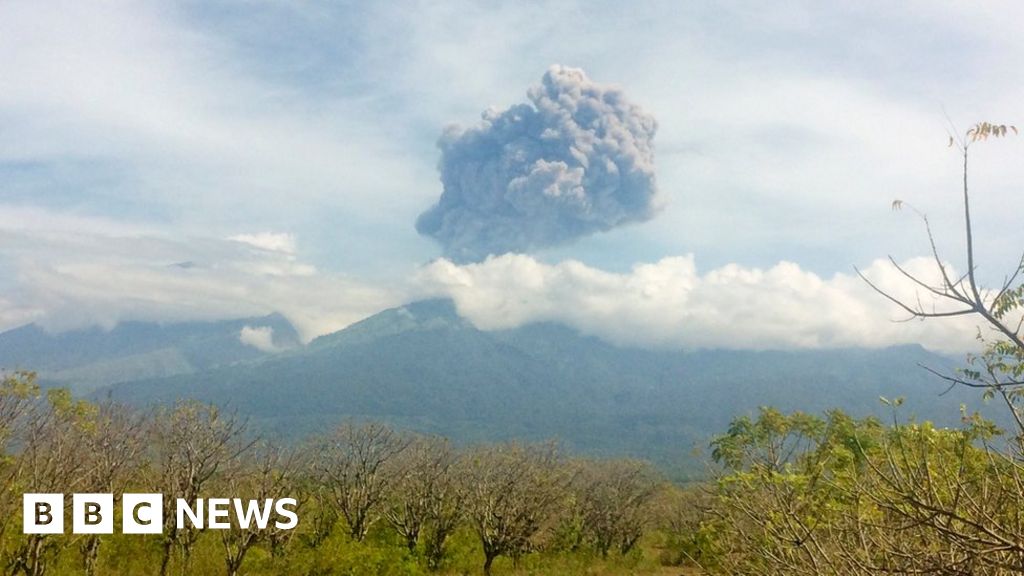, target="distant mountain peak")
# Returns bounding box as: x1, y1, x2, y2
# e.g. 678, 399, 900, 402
308, 298, 470, 350
396, 298, 460, 319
